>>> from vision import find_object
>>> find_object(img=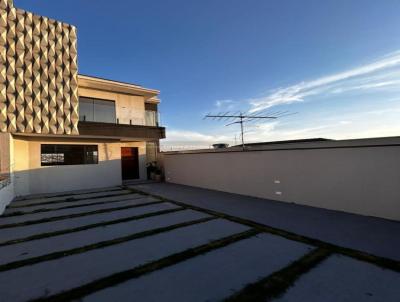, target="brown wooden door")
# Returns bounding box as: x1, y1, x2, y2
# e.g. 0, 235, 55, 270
121, 147, 139, 180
